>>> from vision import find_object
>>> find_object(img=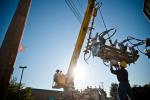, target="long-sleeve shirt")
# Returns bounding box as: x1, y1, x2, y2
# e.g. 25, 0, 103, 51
110, 67, 129, 83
